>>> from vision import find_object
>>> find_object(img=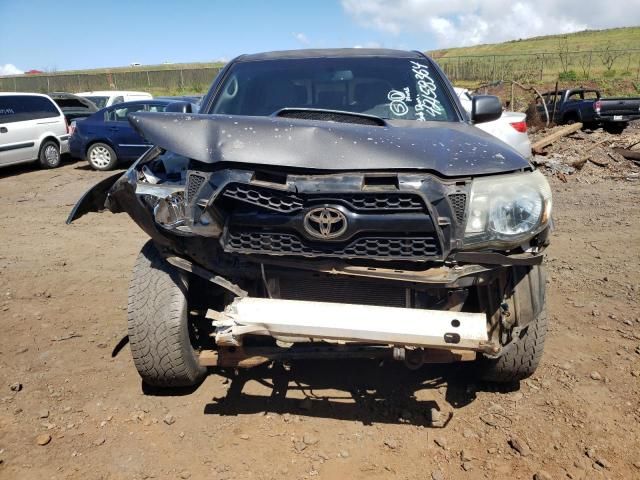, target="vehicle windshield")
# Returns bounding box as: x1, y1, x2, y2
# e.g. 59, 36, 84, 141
53, 98, 94, 111
211, 57, 458, 122
84, 96, 109, 108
